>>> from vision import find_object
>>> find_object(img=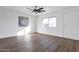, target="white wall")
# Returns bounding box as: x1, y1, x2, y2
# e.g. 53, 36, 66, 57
0, 7, 36, 38
37, 7, 79, 40
63, 8, 79, 40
